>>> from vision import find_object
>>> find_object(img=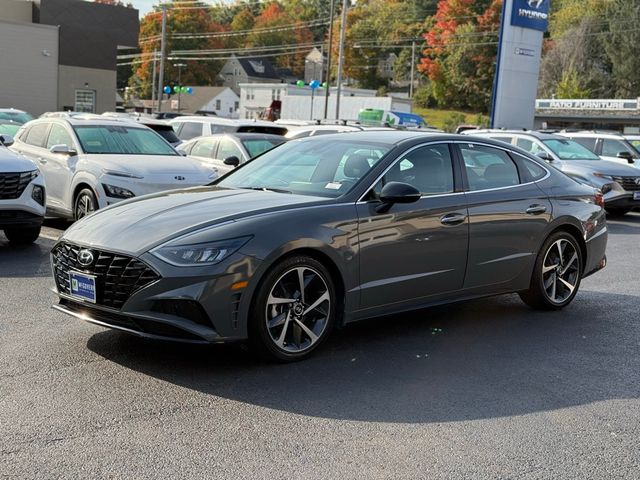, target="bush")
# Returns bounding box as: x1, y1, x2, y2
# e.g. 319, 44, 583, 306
443, 112, 466, 133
